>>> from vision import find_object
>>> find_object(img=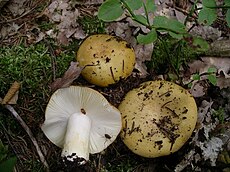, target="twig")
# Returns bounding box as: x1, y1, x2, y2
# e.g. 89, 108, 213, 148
0, 121, 24, 168
0, 98, 49, 171
96, 154, 102, 172
44, 39, 57, 81
165, 3, 198, 20
0, 0, 50, 24
0, 5, 37, 24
